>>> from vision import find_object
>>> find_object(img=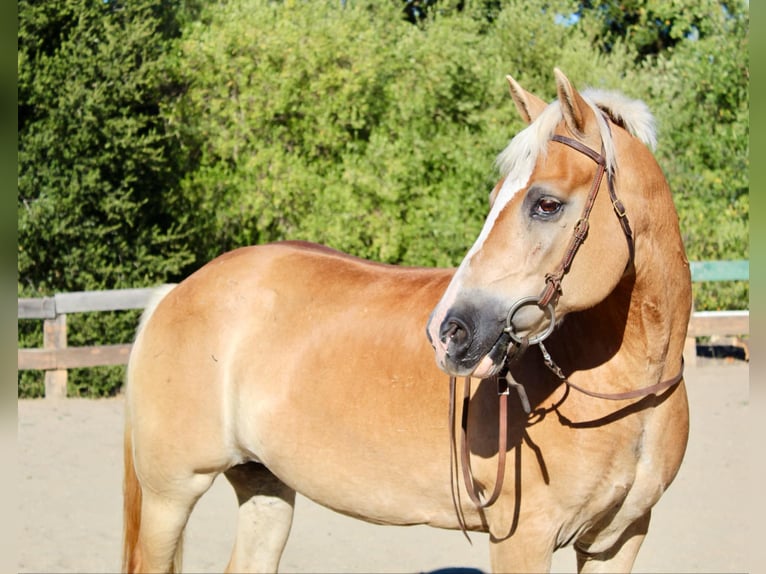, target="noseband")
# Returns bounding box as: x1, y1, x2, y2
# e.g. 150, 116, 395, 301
450, 128, 684, 516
